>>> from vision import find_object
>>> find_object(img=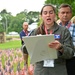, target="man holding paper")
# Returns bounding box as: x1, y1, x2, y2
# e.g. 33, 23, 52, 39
27, 4, 74, 75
